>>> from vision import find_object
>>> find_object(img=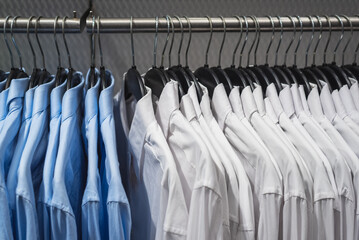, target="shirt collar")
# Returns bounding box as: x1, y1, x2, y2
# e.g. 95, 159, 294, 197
180, 93, 197, 122
298, 85, 311, 115
240, 86, 258, 120
319, 83, 337, 122
211, 83, 232, 130
265, 83, 284, 118
253, 86, 266, 116
198, 84, 215, 123
84, 69, 100, 124
331, 89, 347, 119
339, 85, 358, 116
228, 86, 245, 120
290, 83, 304, 114
279, 85, 296, 118
307, 86, 324, 119
6, 77, 30, 107
187, 83, 202, 118
155, 80, 180, 138
32, 76, 55, 115
99, 70, 115, 124
50, 78, 67, 118
62, 71, 85, 120
23, 87, 37, 120
0, 89, 9, 121
0, 76, 7, 92
264, 97, 279, 123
